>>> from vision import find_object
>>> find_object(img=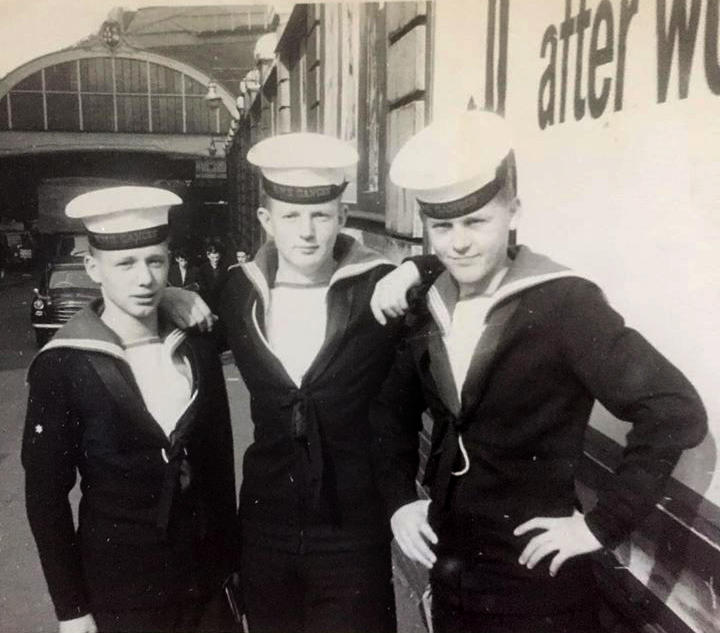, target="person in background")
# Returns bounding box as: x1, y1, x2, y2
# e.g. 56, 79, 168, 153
168, 248, 200, 291
198, 242, 227, 314
369, 110, 708, 633
22, 186, 237, 633
234, 249, 249, 264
